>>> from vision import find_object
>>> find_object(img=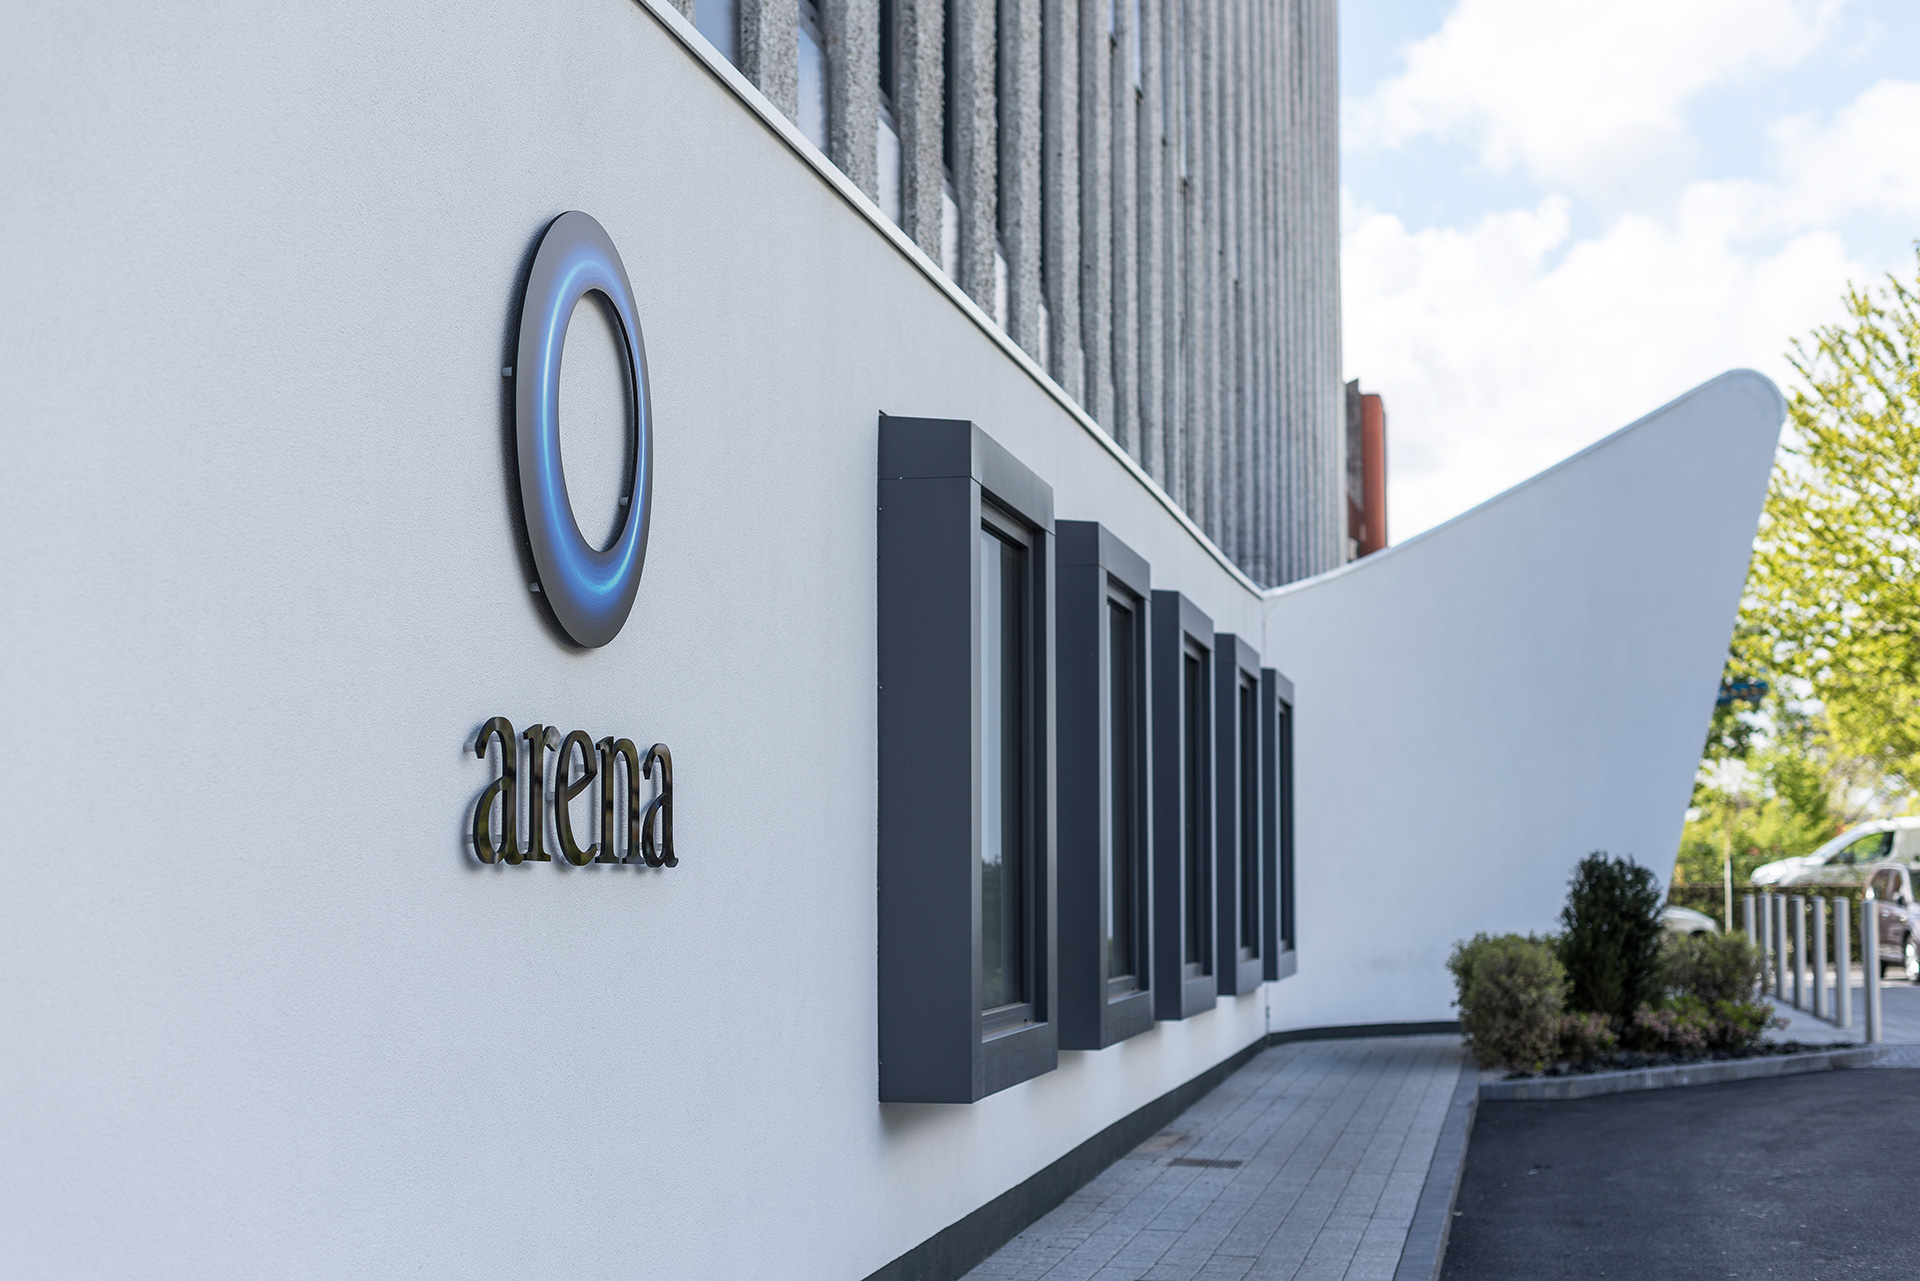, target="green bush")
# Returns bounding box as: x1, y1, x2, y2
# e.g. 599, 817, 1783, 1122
1628, 997, 1711, 1055
1628, 995, 1774, 1055
1557, 852, 1665, 1021
1660, 931, 1766, 1005
1557, 1010, 1617, 1061
1706, 999, 1777, 1051
1449, 934, 1567, 1070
